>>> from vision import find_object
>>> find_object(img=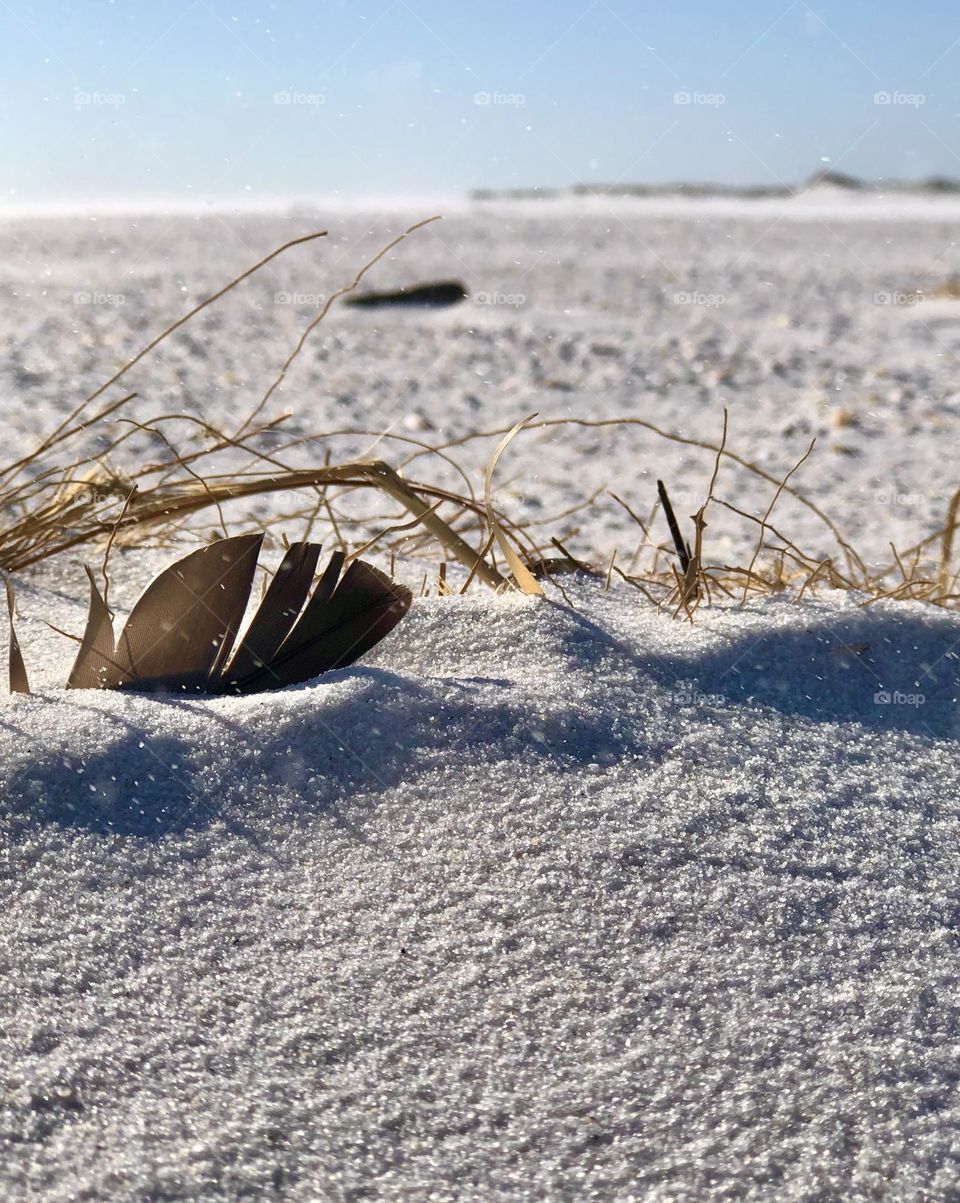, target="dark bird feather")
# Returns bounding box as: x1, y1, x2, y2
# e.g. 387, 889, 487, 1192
222, 540, 322, 684
229, 557, 410, 693
10, 535, 412, 696
104, 533, 264, 692
67, 566, 116, 689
